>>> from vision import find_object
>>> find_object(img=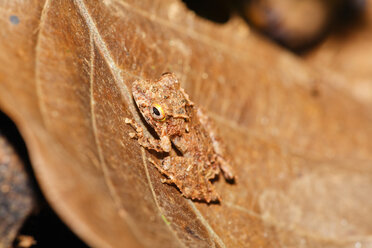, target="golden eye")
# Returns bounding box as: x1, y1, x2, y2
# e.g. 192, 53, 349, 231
150, 104, 166, 121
